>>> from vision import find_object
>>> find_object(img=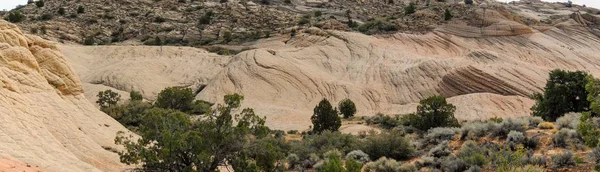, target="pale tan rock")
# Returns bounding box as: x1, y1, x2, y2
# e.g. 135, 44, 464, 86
0, 20, 129, 171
